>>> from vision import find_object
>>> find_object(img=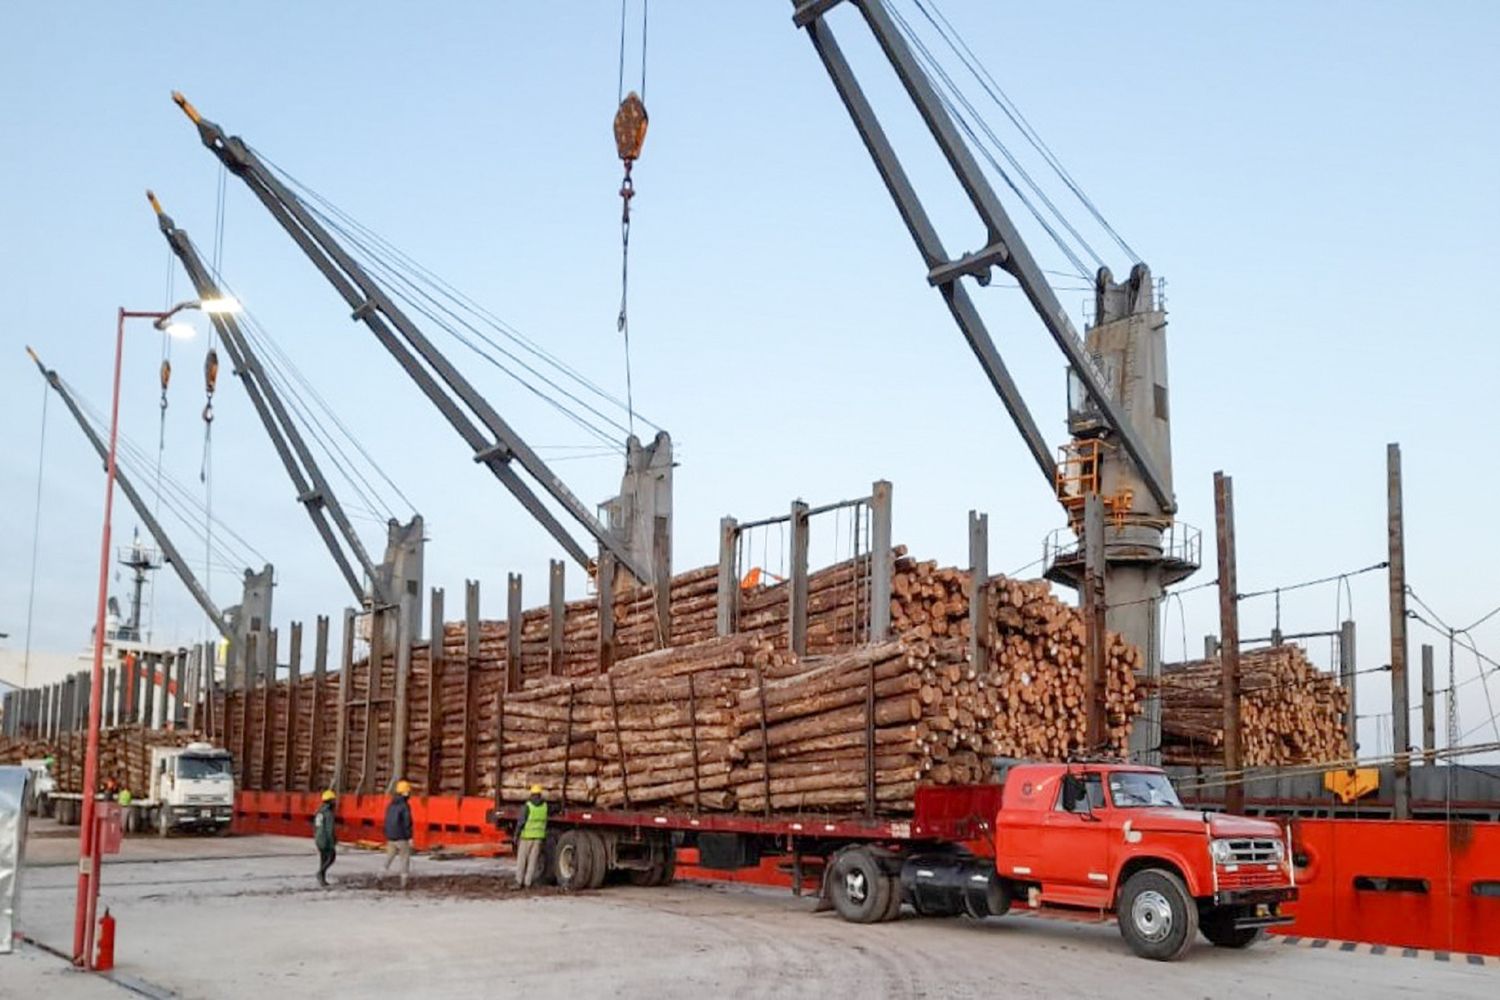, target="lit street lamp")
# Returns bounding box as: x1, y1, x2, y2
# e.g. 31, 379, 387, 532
73, 296, 237, 968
